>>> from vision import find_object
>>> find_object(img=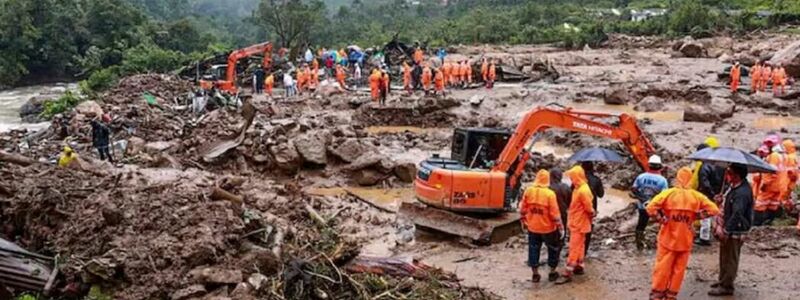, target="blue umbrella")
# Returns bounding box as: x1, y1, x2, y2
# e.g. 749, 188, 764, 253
568, 147, 625, 163
687, 147, 776, 173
